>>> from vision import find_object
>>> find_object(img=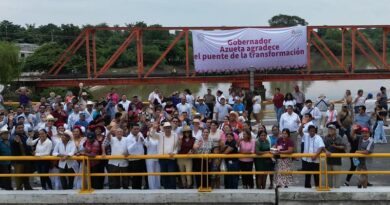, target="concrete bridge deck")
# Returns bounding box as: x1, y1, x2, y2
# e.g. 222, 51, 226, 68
1, 187, 389, 205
